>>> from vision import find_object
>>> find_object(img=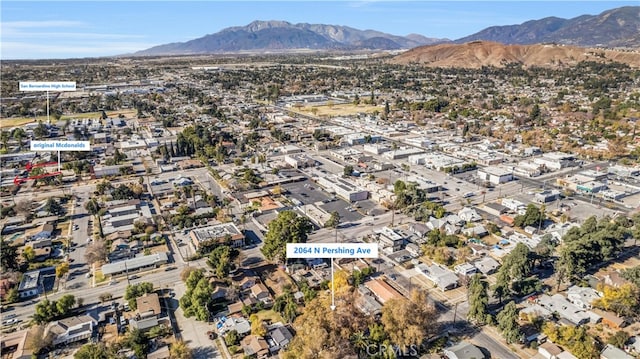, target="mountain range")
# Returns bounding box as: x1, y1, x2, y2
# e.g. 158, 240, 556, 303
134, 6, 639, 56
455, 6, 640, 48
134, 20, 445, 55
